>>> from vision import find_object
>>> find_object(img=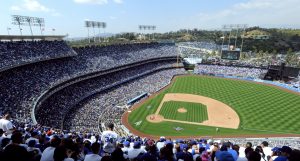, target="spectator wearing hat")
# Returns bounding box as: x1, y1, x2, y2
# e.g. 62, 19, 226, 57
27, 140, 42, 155
84, 142, 101, 161
176, 143, 193, 161
157, 136, 166, 151
26, 131, 40, 145
101, 123, 118, 154
121, 141, 130, 159
215, 150, 235, 161
127, 141, 145, 159
274, 146, 292, 161
267, 147, 280, 161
